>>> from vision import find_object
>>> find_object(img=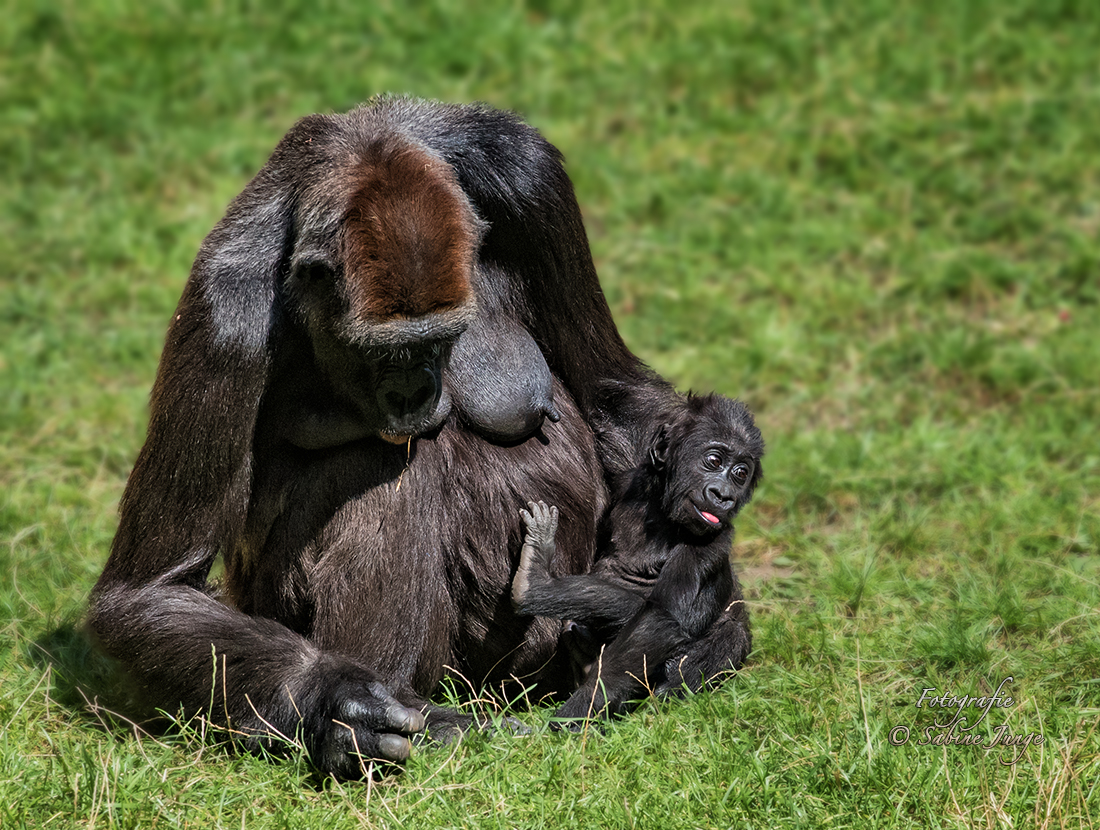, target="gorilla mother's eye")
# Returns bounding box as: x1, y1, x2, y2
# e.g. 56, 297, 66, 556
296, 261, 335, 284
731, 463, 751, 485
